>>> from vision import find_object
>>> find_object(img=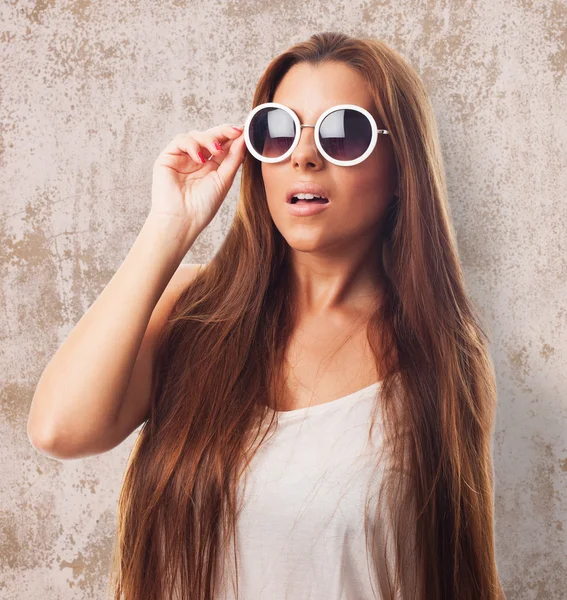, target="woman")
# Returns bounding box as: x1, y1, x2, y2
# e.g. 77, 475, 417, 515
118, 31, 503, 599
28, 31, 505, 600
